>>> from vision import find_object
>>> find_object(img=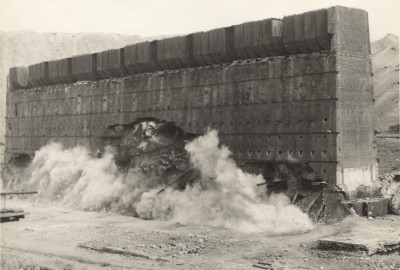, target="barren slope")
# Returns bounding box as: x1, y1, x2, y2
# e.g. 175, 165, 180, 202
371, 34, 399, 132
